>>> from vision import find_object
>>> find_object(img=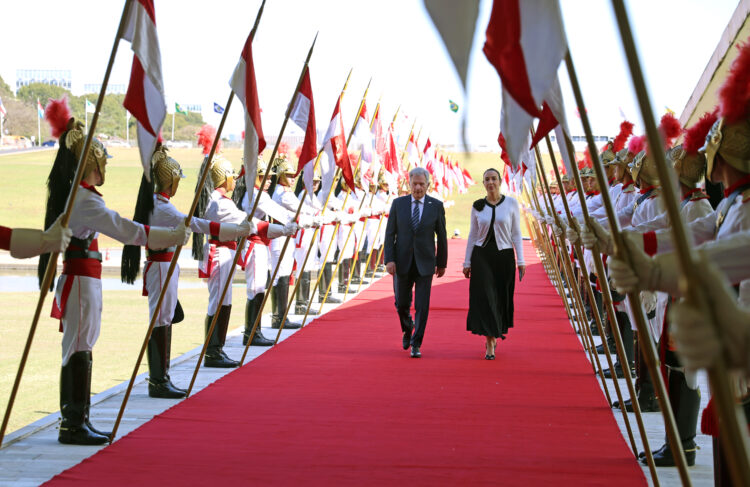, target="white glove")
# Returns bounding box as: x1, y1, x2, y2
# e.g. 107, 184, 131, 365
641, 290, 657, 315
282, 221, 299, 236
148, 221, 191, 249
545, 214, 555, 226
565, 220, 581, 245
552, 219, 565, 238
298, 215, 314, 228
581, 219, 614, 254
332, 211, 344, 223
608, 234, 658, 294
10, 215, 73, 258
670, 255, 750, 374
218, 220, 255, 240
360, 208, 372, 218
311, 215, 324, 228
